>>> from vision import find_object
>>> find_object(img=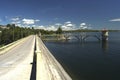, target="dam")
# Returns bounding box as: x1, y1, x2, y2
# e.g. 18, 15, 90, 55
36, 35, 72, 80
0, 35, 72, 80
